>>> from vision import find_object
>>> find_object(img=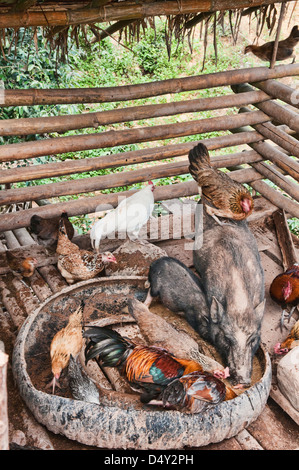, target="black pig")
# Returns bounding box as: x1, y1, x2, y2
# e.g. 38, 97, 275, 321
192, 200, 265, 386
145, 256, 209, 332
